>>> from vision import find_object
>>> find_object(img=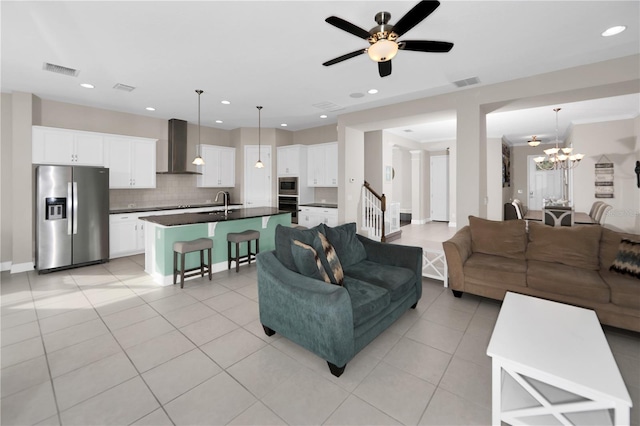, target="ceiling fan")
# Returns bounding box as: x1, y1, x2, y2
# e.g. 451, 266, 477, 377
322, 0, 454, 78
